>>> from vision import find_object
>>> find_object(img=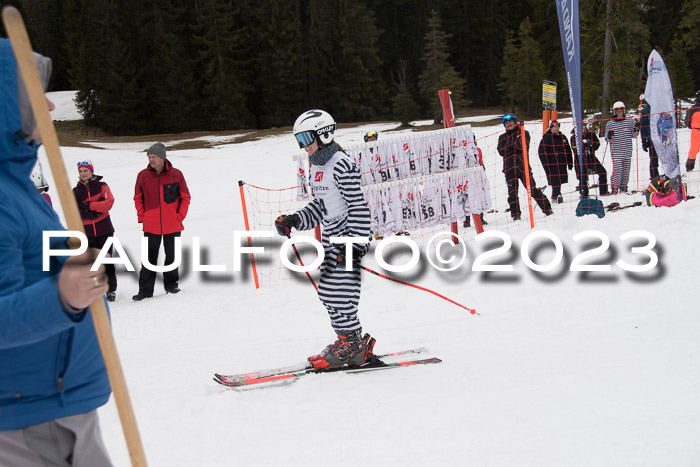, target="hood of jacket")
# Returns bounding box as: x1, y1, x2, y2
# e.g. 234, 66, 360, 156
0, 39, 52, 190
